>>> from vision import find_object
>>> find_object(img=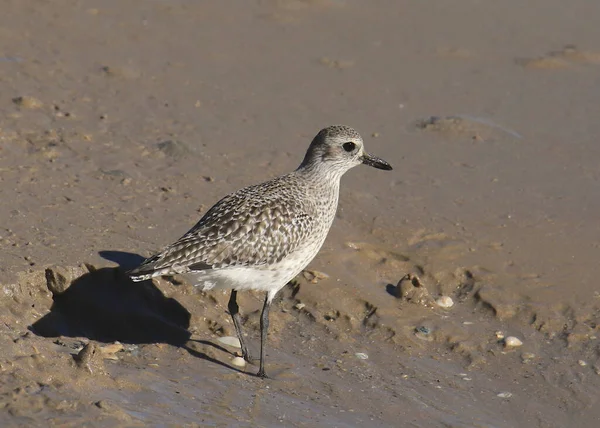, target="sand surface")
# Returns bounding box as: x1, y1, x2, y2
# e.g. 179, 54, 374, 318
1, 0, 600, 426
